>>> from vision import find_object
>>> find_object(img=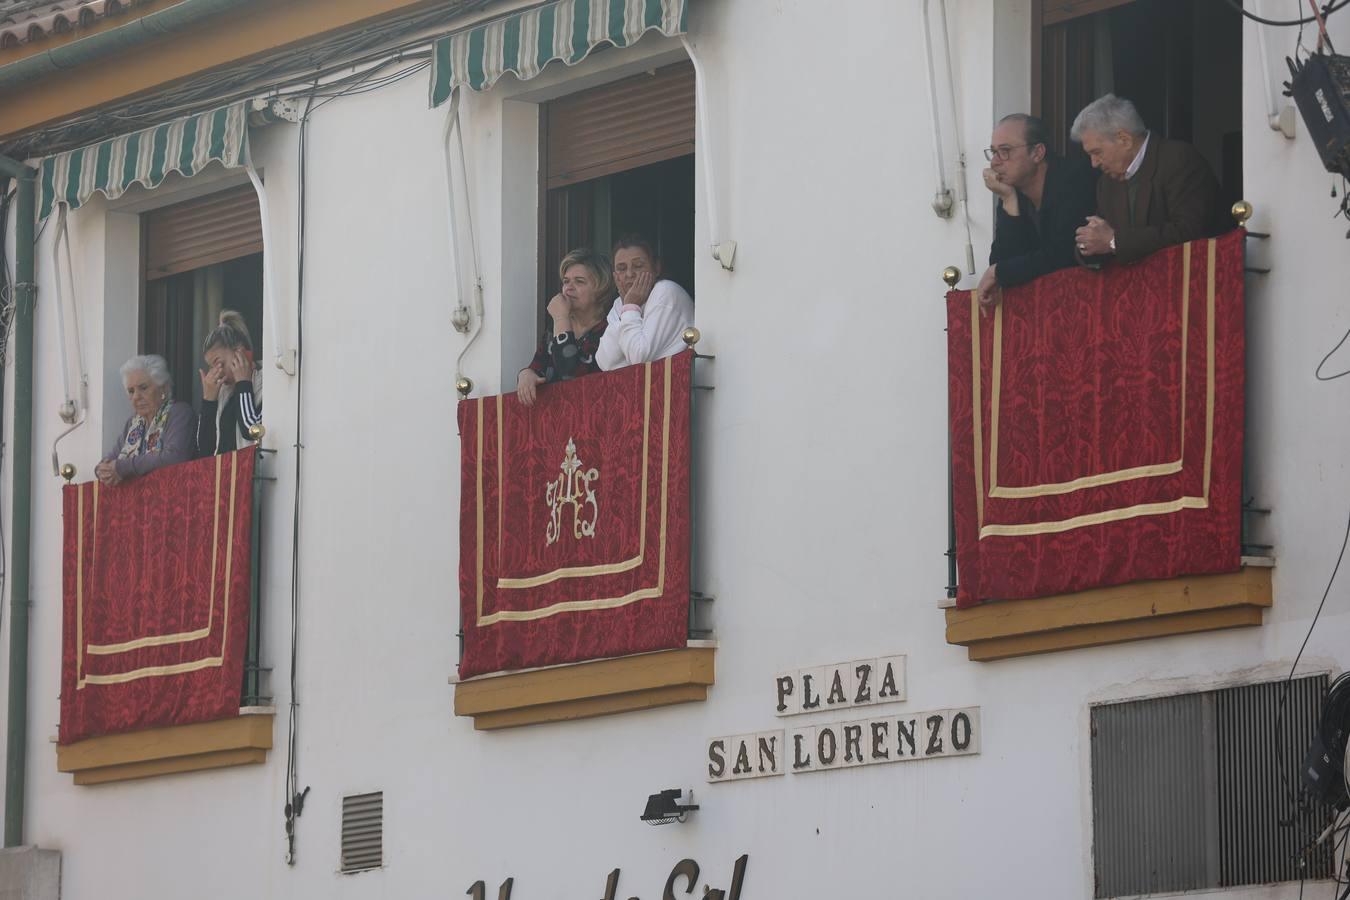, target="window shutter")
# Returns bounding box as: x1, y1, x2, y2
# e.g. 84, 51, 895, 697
1040, 0, 1135, 26
144, 184, 263, 281
545, 61, 695, 190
